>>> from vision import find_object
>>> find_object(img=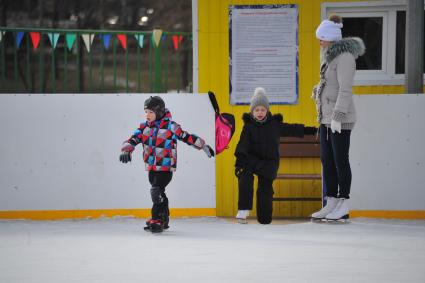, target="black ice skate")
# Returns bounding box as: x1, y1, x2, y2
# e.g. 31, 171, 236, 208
144, 219, 164, 233
145, 218, 169, 230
